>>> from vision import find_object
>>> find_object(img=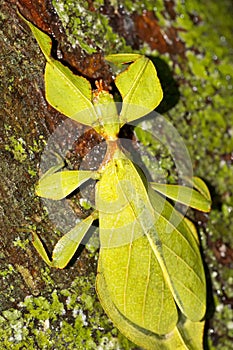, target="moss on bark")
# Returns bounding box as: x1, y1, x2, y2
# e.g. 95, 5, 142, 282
0, 1, 232, 349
